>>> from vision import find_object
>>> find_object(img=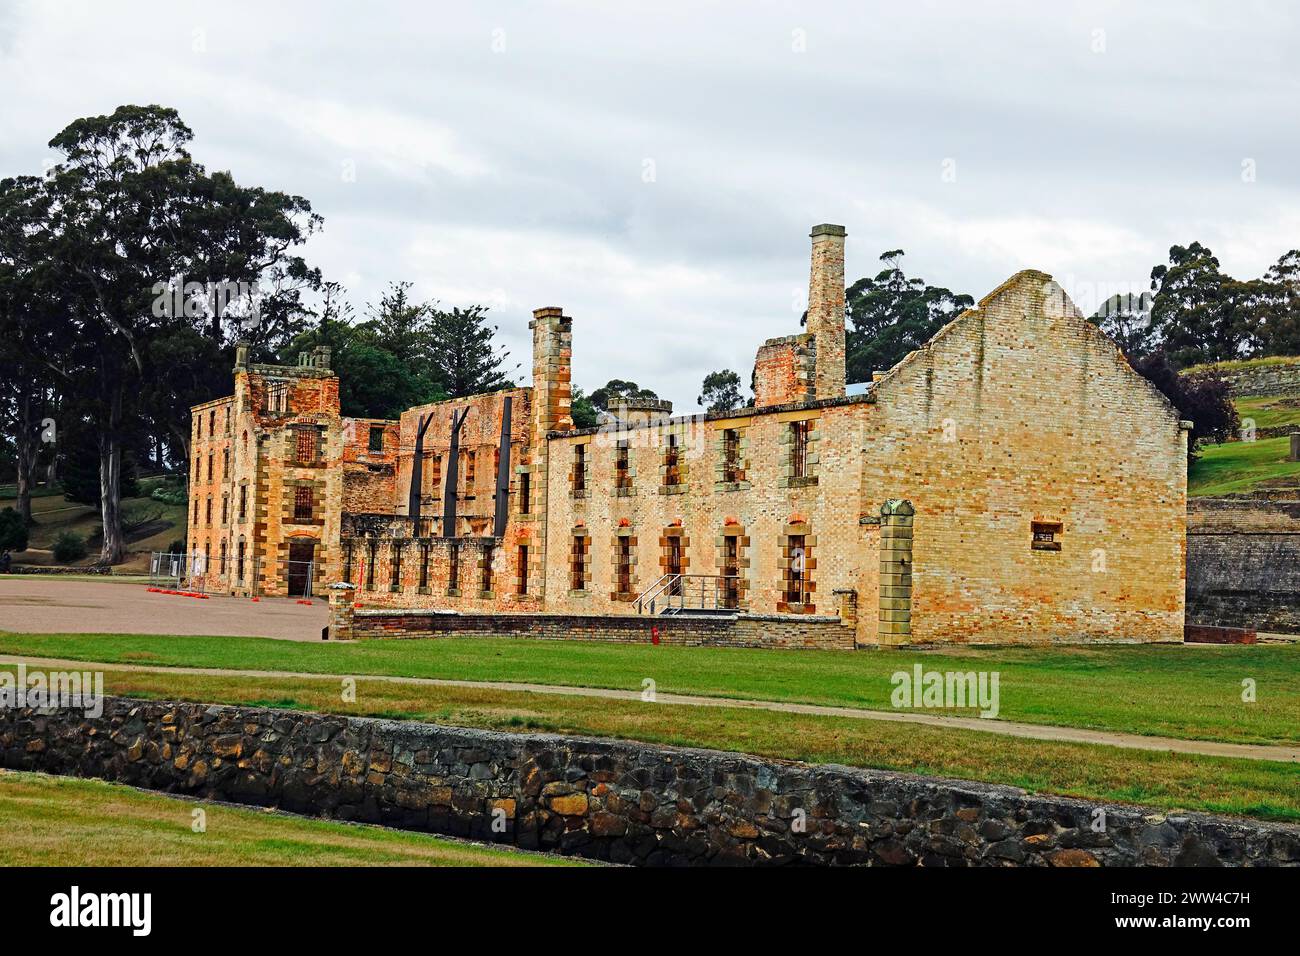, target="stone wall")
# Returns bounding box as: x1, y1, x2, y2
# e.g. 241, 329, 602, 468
1186, 359, 1300, 398
348, 607, 855, 650
3, 697, 1296, 866
753, 334, 814, 408
542, 272, 1187, 647
1187, 497, 1300, 633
